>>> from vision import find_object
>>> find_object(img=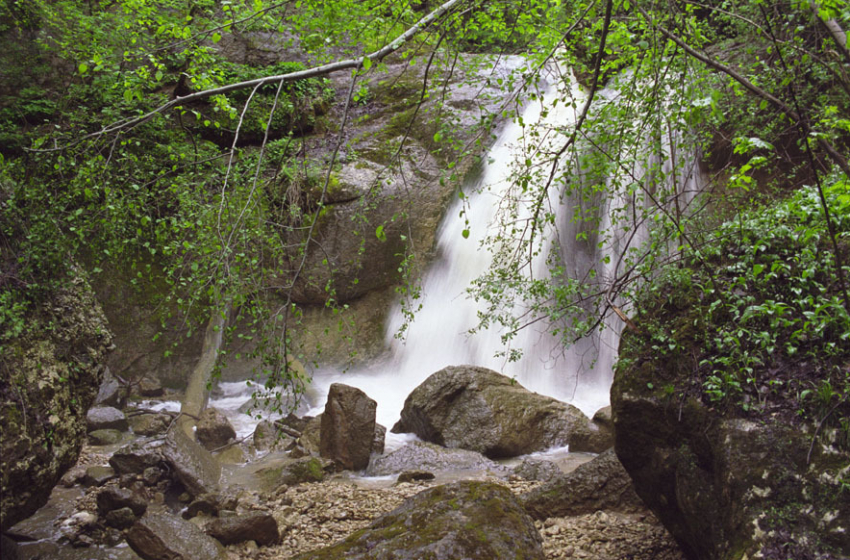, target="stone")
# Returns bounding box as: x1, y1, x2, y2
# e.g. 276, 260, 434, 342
160, 425, 221, 498
521, 448, 646, 519
319, 384, 377, 470
366, 440, 509, 477
196, 407, 236, 451
299, 415, 322, 453
110, 437, 166, 475
372, 423, 386, 455
141, 466, 162, 486
87, 428, 124, 446
205, 512, 280, 546
182, 493, 221, 519
137, 377, 164, 397
266, 456, 327, 487
86, 406, 129, 432
59, 465, 88, 487
292, 481, 544, 560
82, 465, 117, 487
128, 411, 172, 436
392, 365, 609, 457
252, 420, 294, 452
0, 277, 113, 532
97, 486, 148, 517
397, 470, 435, 483
1, 534, 19, 560
613, 325, 850, 559
126, 513, 227, 560
104, 507, 137, 530
513, 458, 562, 482
95, 368, 126, 408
